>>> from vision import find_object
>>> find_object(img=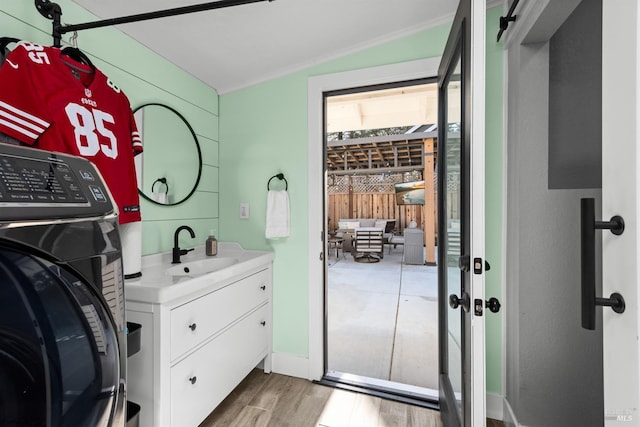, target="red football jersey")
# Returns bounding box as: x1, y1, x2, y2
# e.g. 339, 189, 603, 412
0, 41, 142, 224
